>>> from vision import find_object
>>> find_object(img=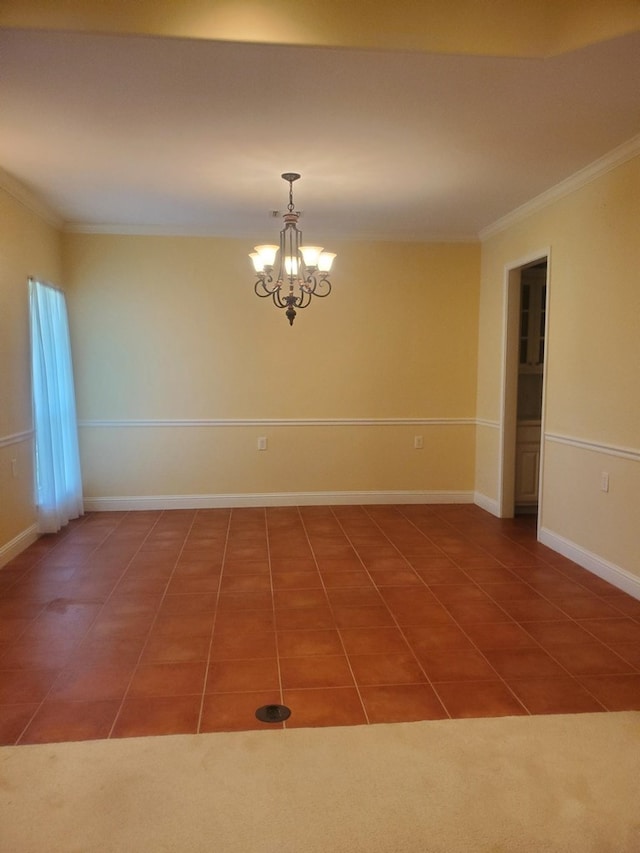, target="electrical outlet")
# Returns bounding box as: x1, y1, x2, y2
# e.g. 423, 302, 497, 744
11, 458, 17, 478
257, 437, 268, 451
414, 436, 424, 450
601, 472, 609, 493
